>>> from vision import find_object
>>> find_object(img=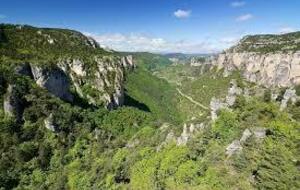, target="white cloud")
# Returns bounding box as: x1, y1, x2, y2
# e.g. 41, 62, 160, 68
84, 33, 225, 54
279, 27, 296, 34
231, 1, 246, 7
0, 14, 6, 19
236, 14, 253, 22
174, 9, 191, 19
